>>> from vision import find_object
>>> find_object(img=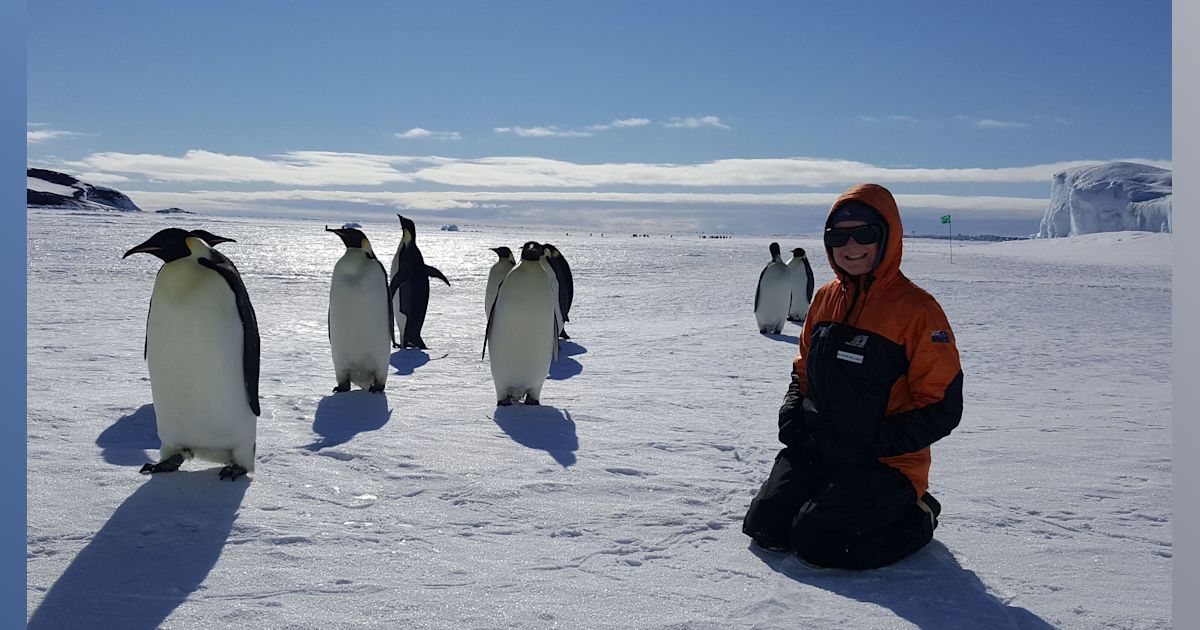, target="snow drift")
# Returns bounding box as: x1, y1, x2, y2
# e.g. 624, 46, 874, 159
1037, 161, 1171, 238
